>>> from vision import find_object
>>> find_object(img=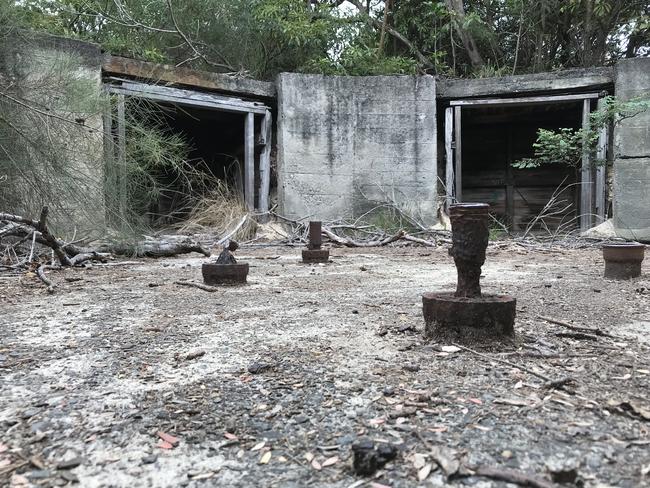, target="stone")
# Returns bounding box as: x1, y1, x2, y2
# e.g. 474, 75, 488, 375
202, 263, 248, 285
352, 439, 398, 476
142, 455, 157, 465
603, 243, 645, 279
57, 457, 83, 470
